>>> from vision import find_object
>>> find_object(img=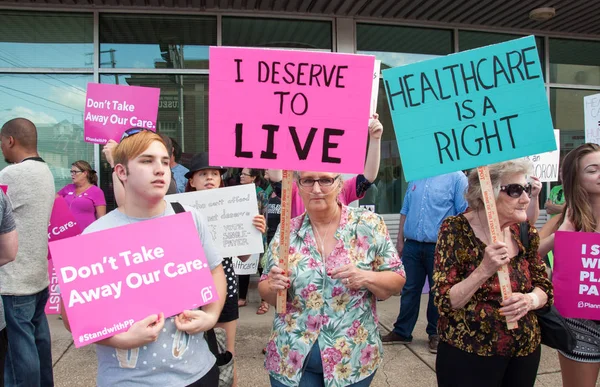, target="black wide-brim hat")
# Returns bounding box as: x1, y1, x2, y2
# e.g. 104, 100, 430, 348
184, 152, 228, 179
